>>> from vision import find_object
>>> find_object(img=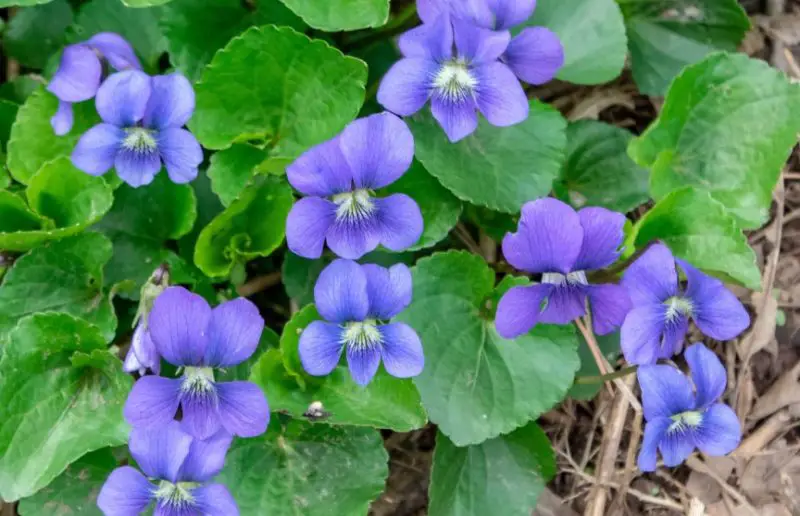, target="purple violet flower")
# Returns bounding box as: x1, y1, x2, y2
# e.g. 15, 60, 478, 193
123, 287, 269, 440
71, 69, 203, 188
637, 343, 741, 471
48, 33, 141, 136
417, 0, 565, 86
495, 198, 632, 338
123, 321, 160, 376
285, 112, 423, 260
298, 259, 424, 386
97, 421, 238, 515
377, 13, 529, 142
620, 243, 750, 365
